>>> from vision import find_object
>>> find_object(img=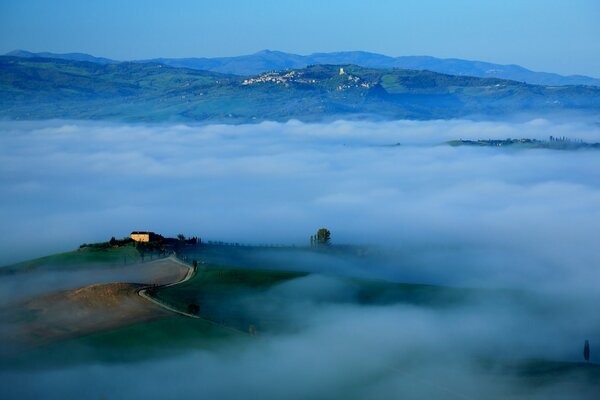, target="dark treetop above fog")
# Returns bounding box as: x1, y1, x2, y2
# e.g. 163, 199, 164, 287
1, 55, 599, 123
